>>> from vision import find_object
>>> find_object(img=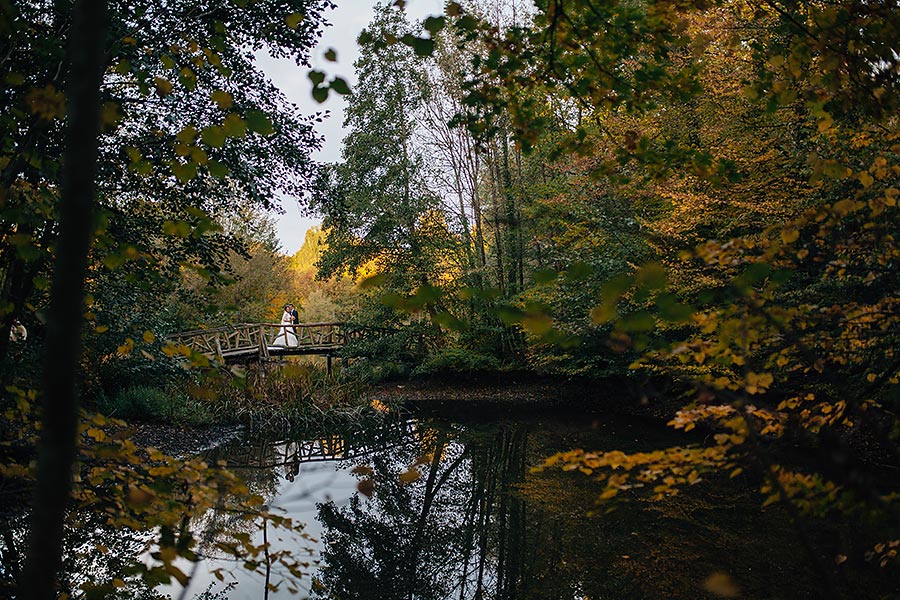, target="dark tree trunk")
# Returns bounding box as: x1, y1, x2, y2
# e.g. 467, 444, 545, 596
19, 1, 108, 598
